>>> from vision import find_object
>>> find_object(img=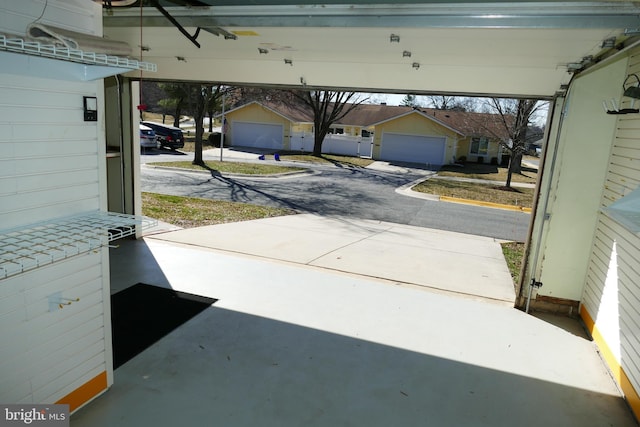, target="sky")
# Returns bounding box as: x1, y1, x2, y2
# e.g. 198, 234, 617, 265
362, 93, 549, 126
